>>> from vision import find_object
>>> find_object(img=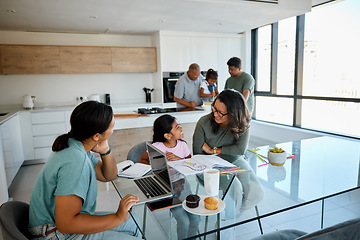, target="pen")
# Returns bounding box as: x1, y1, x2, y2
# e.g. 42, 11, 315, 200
121, 165, 132, 172
256, 153, 267, 163
258, 162, 270, 167
220, 170, 251, 174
